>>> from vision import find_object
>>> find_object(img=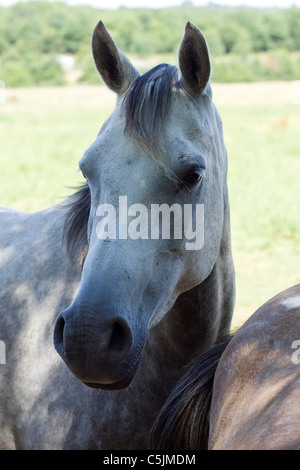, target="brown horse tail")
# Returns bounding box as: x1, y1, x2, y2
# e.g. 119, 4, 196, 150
148, 334, 234, 450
